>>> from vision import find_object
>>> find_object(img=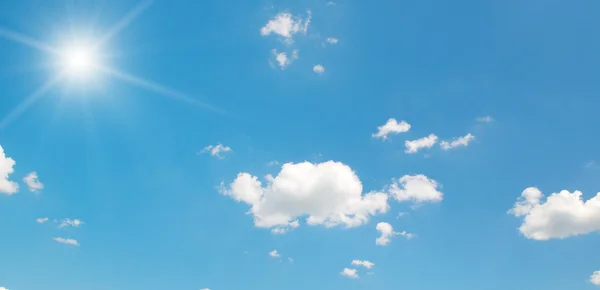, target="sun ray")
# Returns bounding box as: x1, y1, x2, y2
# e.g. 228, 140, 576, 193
94, 0, 154, 49
0, 74, 64, 129
0, 27, 59, 54
96, 65, 225, 114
